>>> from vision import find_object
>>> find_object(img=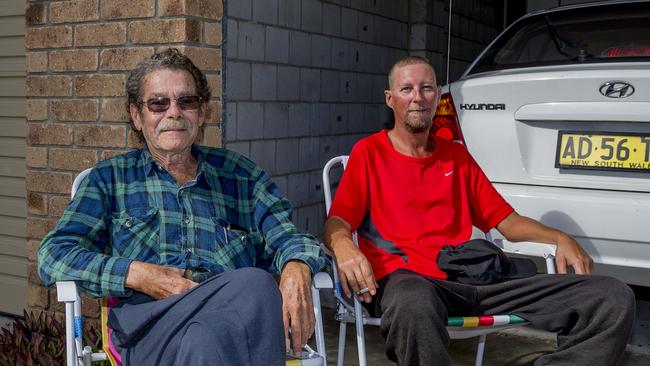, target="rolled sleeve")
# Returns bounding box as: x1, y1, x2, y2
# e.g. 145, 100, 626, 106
101, 257, 134, 297
276, 238, 324, 276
